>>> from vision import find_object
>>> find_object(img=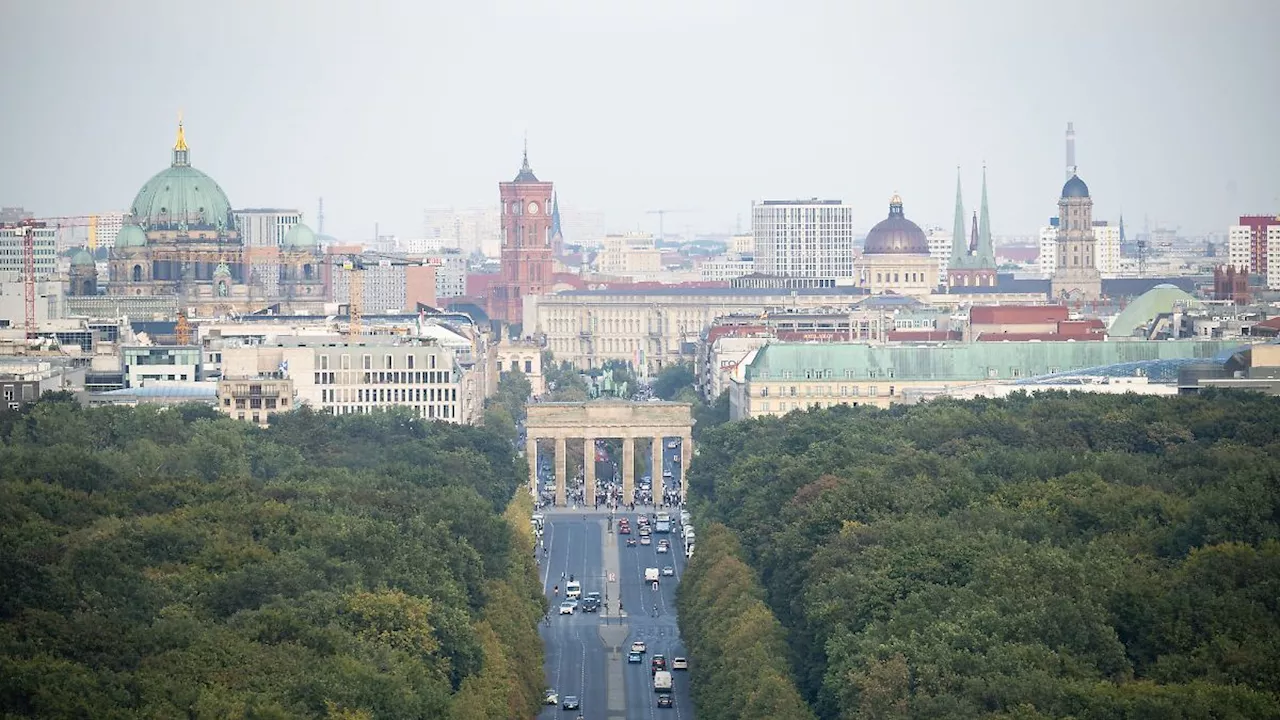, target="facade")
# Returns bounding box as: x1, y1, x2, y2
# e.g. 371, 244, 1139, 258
216, 377, 294, 426
596, 233, 662, 278
1050, 173, 1102, 300
1038, 223, 1059, 276
855, 195, 939, 296
0, 280, 63, 329
123, 345, 202, 388
491, 337, 545, 395
219, 338, 478, 423
235, 208, 302, 299
751, 199, 855, 280
1227, 225, 1252, 272
1237, 215, 1279, 278
926, 226, 953, 278
107, 122, 325, 315
698, 257, 755, 282
0, 224, 57, 281
68, 249, 98, 296
946, 169, 997, 289
329, 247, 411, 313
729, 339, 1246, 419
1270, 226, 1280, 290
489, 147, 554, 325
89, 212, 125, 251
422, 248, 467, 299
730, 233, 754, 256
1093, 222, 1122, 276
1, 360, 83, 410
